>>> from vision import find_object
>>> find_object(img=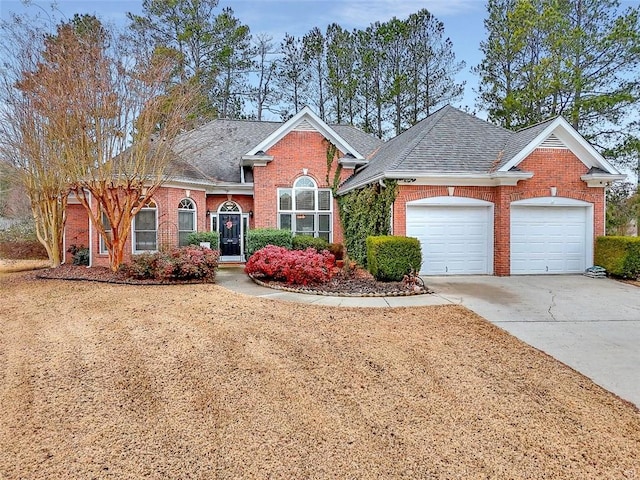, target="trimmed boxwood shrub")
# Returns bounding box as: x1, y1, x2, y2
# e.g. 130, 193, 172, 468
292, 234, 329, 252
120, 246, 220, 282
186, 231, 220, 249
366, 235, 422, 282
245, 245, 335, 285
246, 228, 293, 256
595, 236, 640, 279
